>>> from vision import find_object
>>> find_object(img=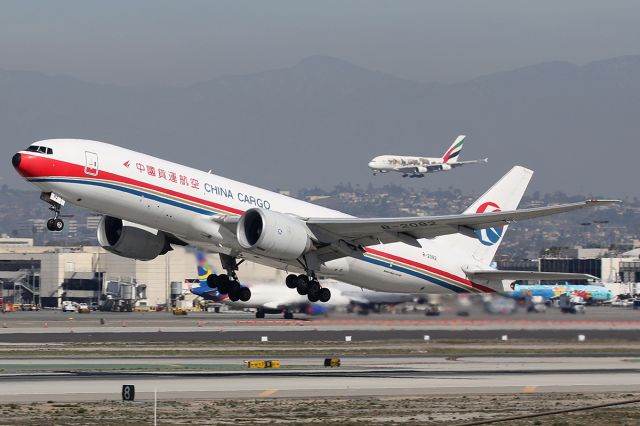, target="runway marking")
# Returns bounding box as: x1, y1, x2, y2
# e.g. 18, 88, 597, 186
259, 389, 278, 397
522, 386, 537, 393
